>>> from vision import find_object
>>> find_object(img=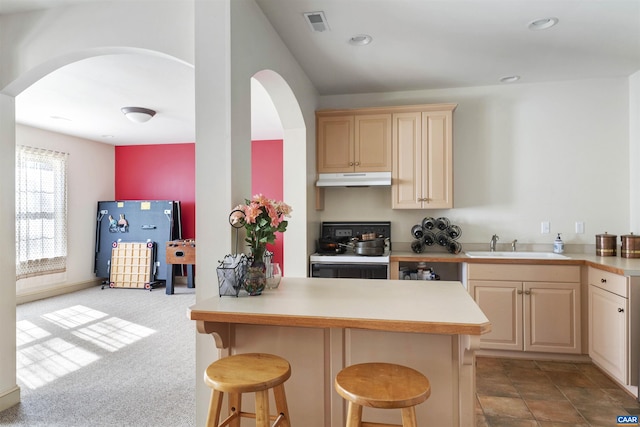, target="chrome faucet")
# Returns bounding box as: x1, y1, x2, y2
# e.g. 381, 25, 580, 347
490, 234, 499, 252
512, 239, 518, 252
